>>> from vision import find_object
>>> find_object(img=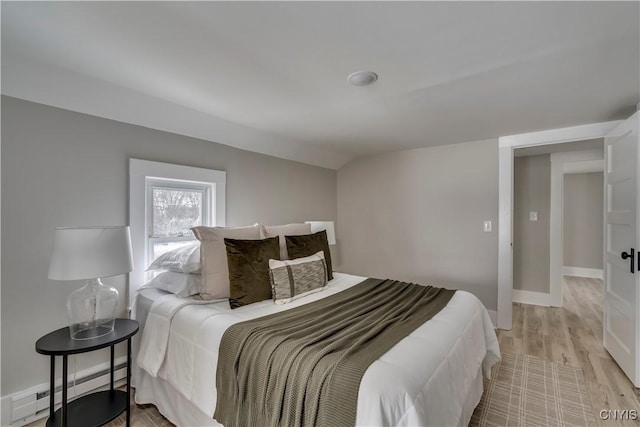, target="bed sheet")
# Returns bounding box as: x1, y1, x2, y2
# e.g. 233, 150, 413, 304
135, 273, 500, 426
